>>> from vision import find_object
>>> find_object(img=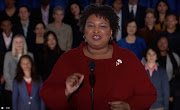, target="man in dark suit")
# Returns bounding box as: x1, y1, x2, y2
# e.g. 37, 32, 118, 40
112, 0, 127, 41
0, 19, 14, 54
13, 6, 35, 52
31, 0, 53, 25
0, 18, 15, 88
122, 0, 146, 31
